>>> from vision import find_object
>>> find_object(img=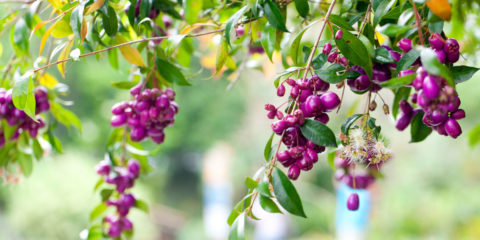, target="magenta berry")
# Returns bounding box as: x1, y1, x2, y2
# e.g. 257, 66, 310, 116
444, 118, 462, 138
288, 165, 301, 180
398, 38, 412, 52
347, 193, 360, 211
277, 84, 286, 96
320, 92, 340, 111
429, 33, 444, 50
323, 42, 332, 55
422, 76, 440, 99
335, 30, 343, 40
